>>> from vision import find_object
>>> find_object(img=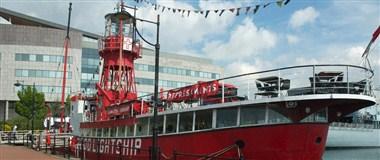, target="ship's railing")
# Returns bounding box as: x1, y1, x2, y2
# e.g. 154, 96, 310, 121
136, 64, 374, 112
98, 36, 141, 57
330, 122, 379, 129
